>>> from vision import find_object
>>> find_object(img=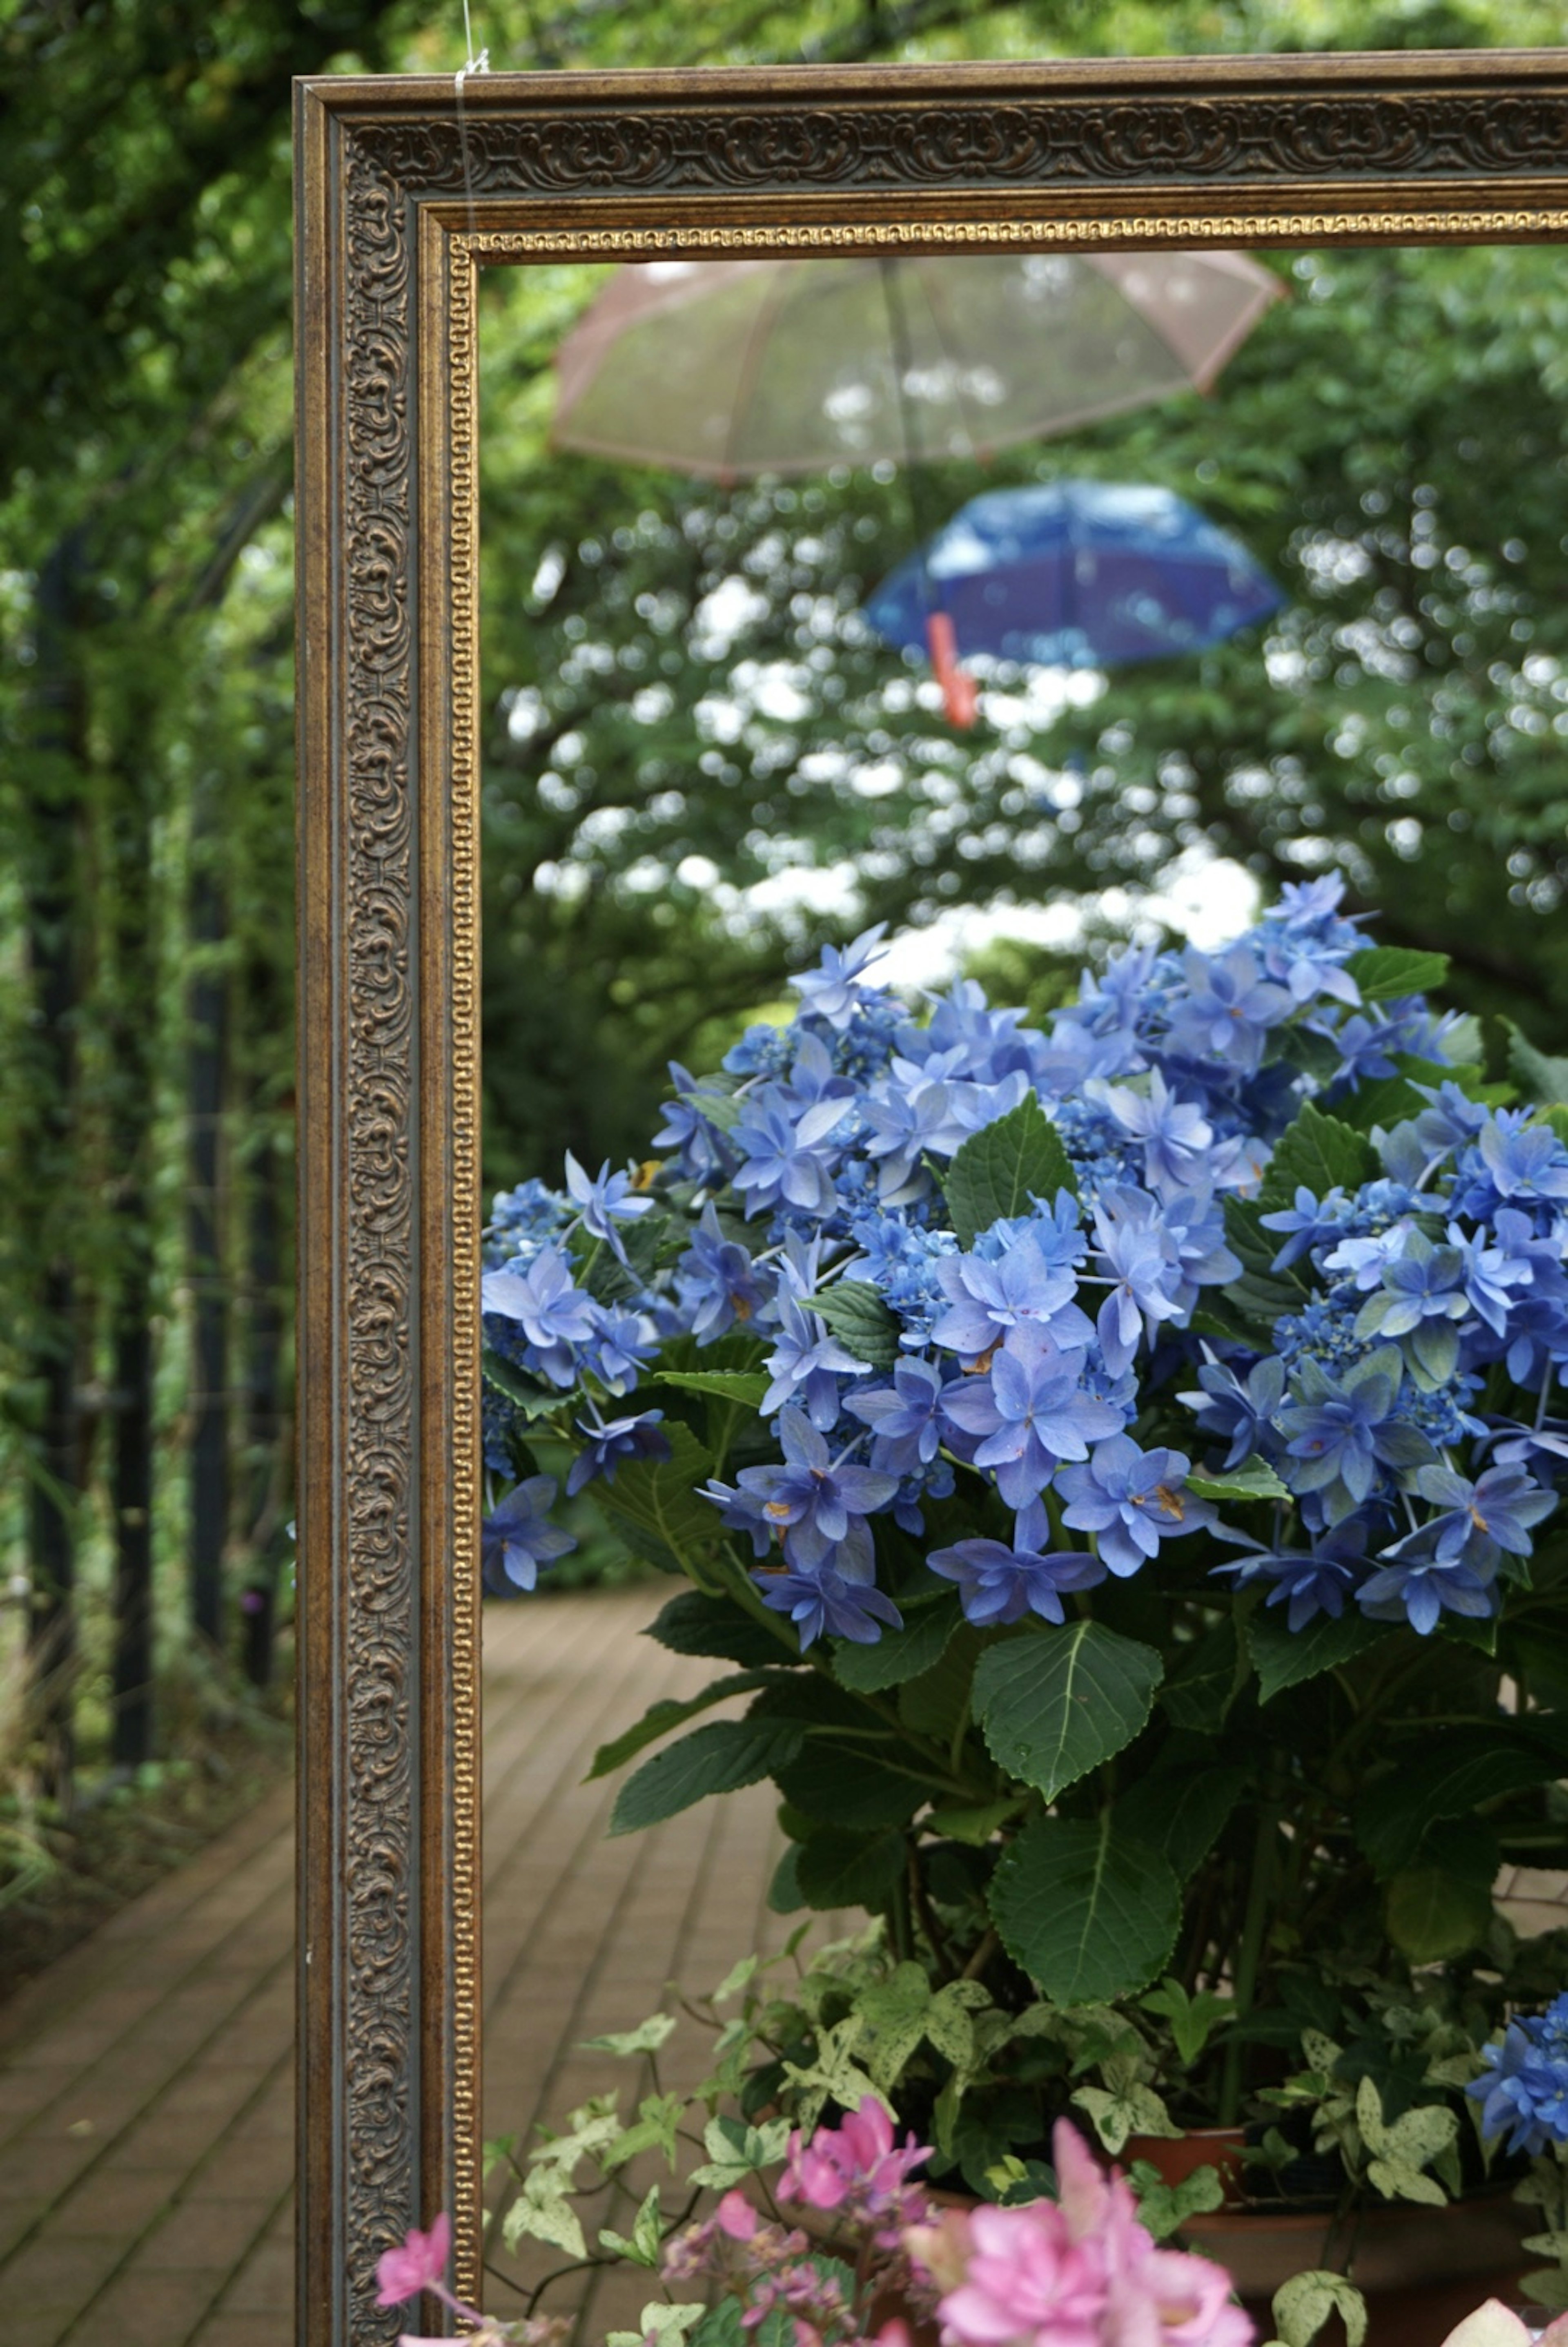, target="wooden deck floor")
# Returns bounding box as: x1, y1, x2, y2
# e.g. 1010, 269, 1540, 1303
0, 1589, 802, 2346
2, 1584, 1564, 2347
